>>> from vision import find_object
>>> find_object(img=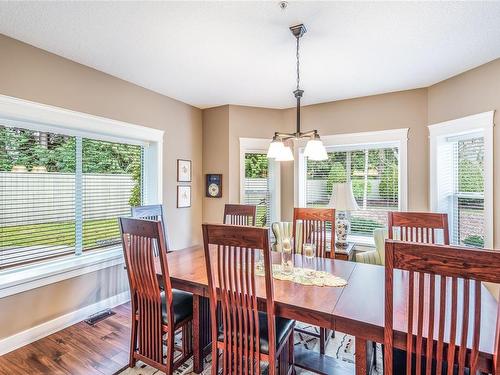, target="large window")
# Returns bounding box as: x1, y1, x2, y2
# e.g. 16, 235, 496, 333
0, 125, 143, 269
298, 129, 408, 243
305, 146, 399, 236
429, 112, 494, 248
